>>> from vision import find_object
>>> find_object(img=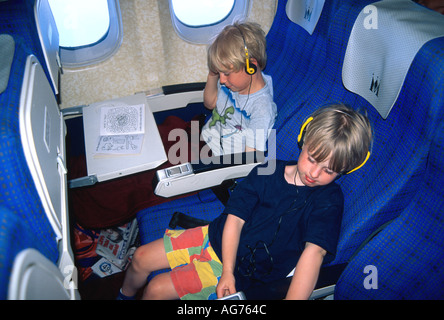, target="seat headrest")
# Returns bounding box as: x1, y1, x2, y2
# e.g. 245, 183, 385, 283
34, 0, 60, 94
342, 0, 444, 119
0, 34, 15, 94
286, 0, 325, 35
